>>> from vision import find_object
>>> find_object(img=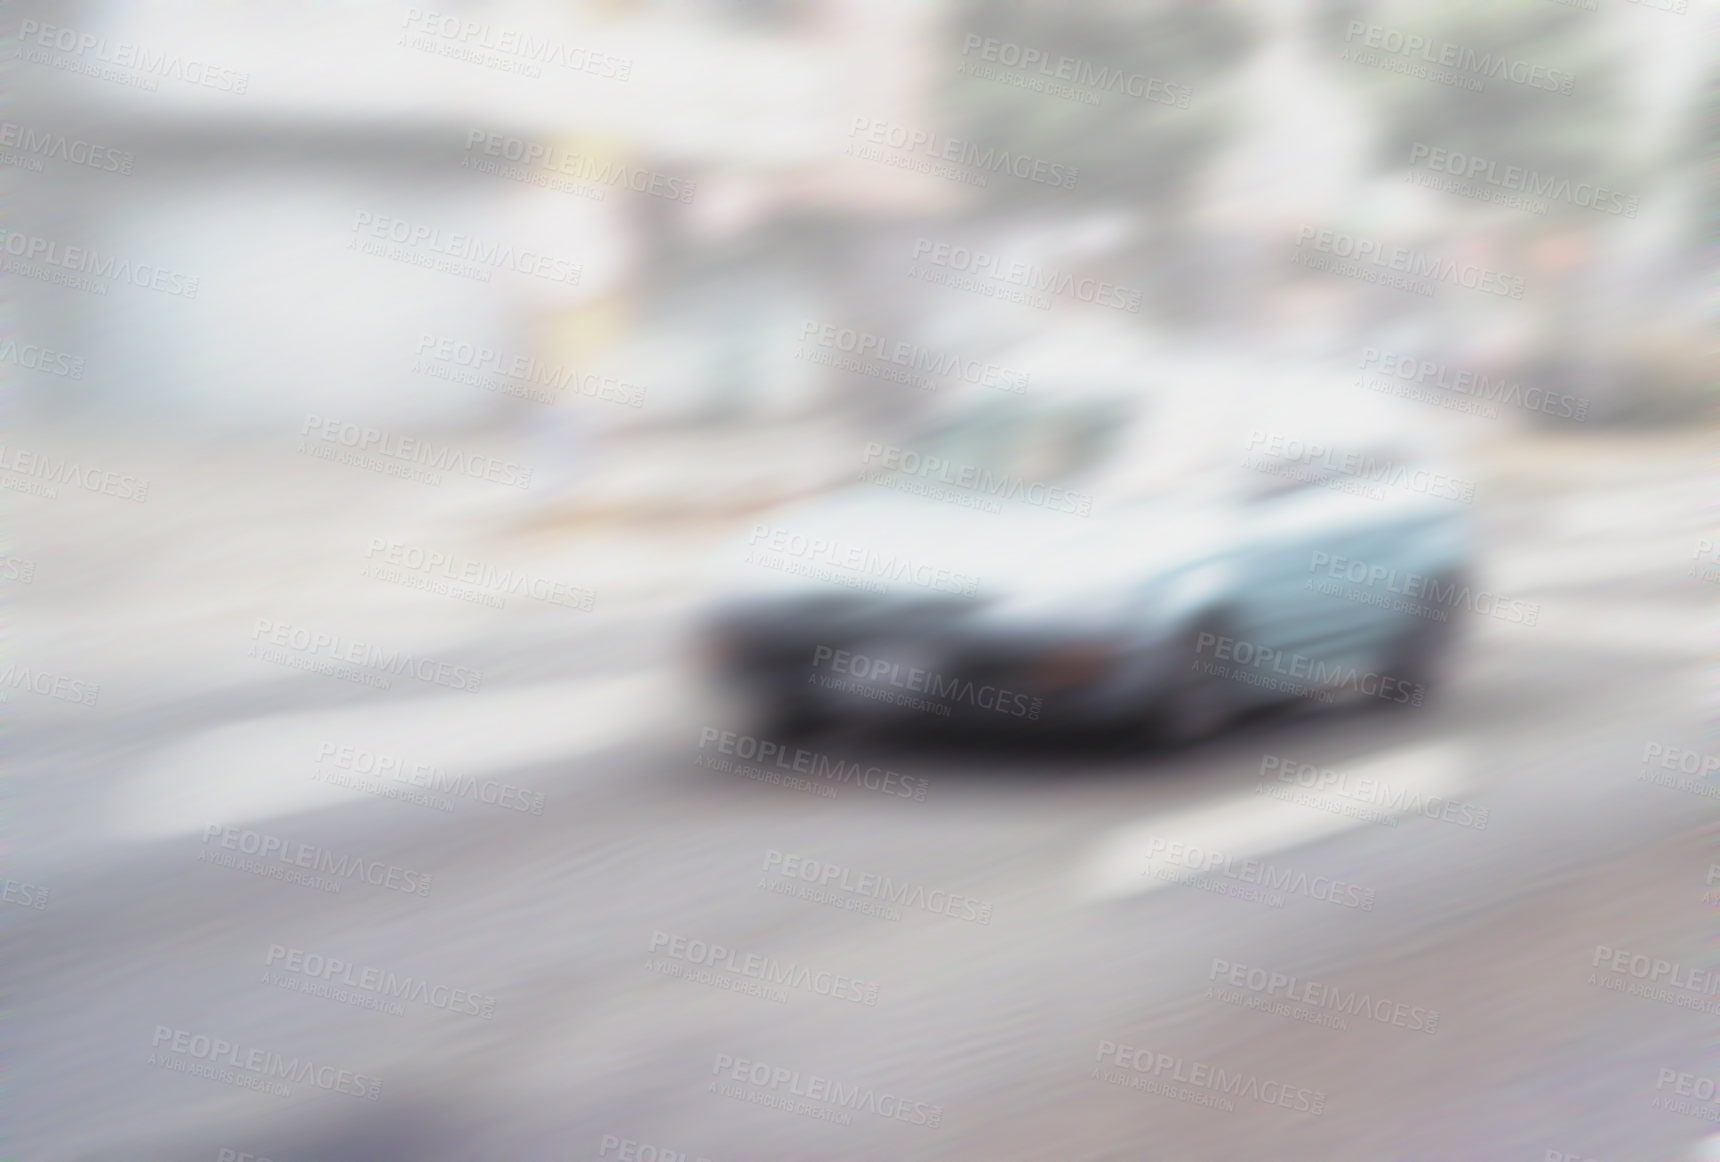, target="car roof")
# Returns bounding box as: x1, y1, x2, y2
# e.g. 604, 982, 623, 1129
916, 337, 1445, 481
